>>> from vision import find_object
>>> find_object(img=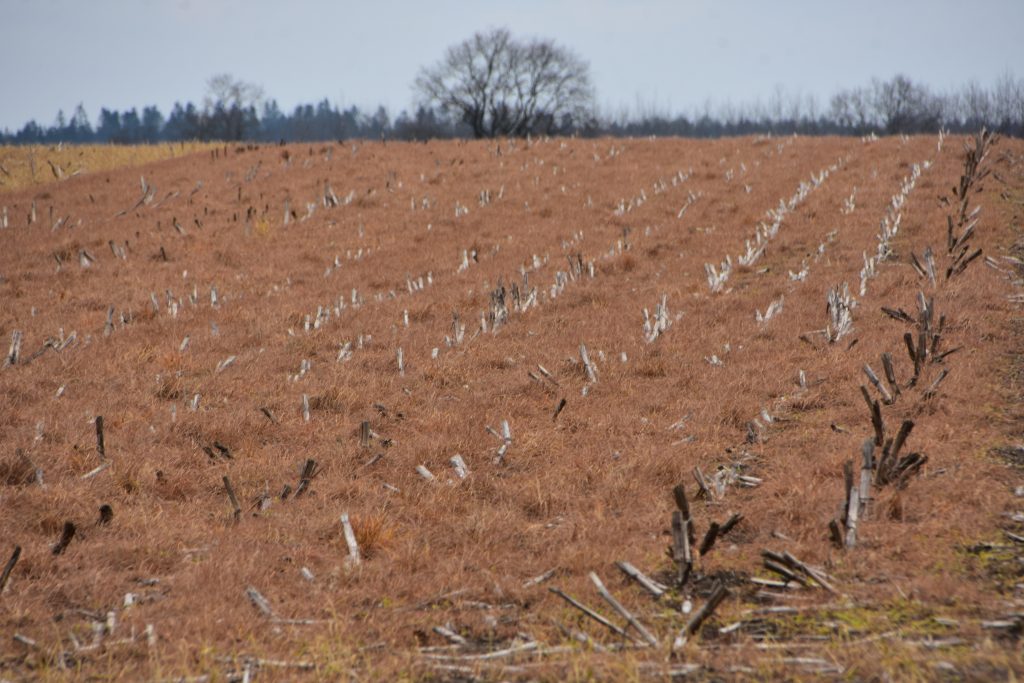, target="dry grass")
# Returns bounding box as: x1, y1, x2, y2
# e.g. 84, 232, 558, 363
1, 134, 1023, 680
0, 142, 220, 193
